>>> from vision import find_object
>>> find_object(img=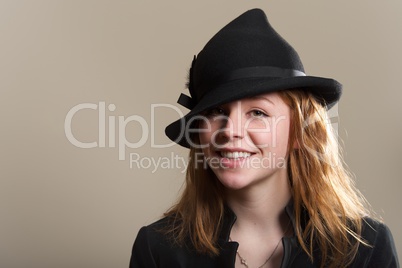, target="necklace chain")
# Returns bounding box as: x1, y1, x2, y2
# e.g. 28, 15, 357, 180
230, 221, 291, 268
